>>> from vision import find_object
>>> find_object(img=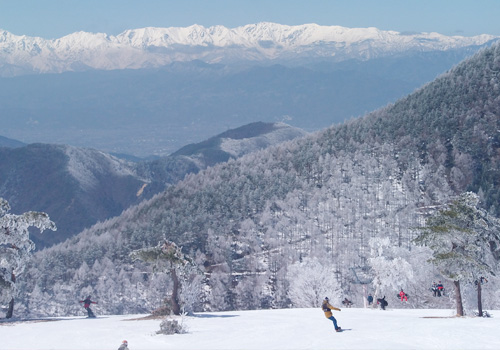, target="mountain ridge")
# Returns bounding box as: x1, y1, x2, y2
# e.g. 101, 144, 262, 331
1, 22, 497, 76
0, 135, 25, 148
